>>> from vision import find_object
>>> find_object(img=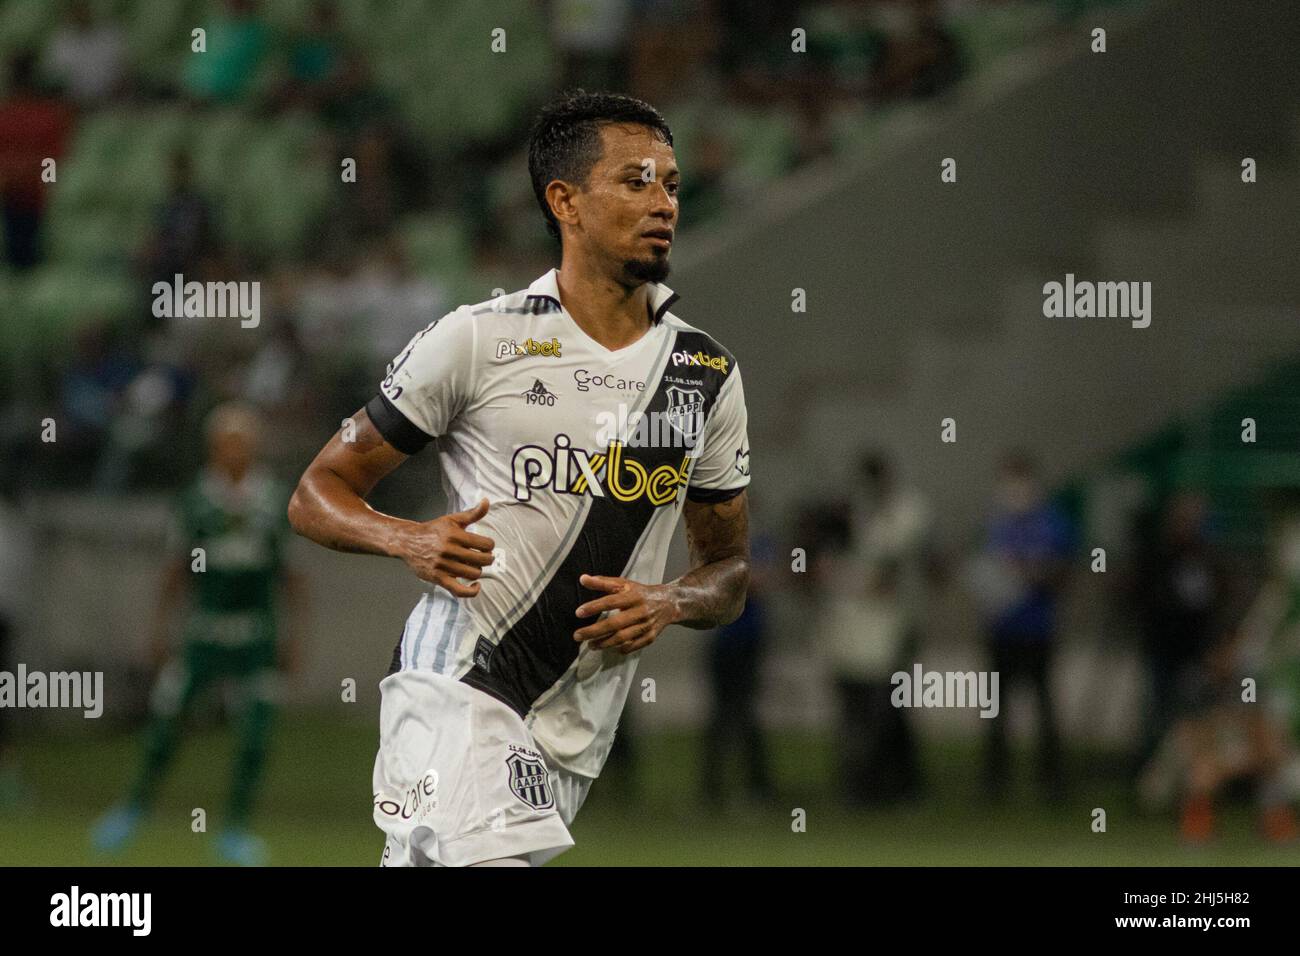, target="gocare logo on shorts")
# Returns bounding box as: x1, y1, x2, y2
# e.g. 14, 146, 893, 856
374, 770, 439, 822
